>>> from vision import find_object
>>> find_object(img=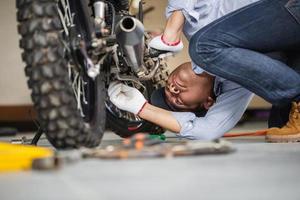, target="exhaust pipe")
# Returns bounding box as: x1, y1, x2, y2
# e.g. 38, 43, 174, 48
115, 16, 145, 73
